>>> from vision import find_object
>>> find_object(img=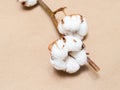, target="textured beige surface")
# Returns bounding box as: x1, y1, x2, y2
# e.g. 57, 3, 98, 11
0, 0, 120, 90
